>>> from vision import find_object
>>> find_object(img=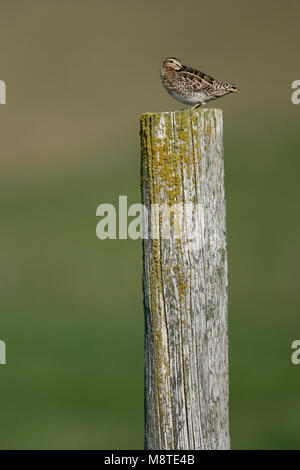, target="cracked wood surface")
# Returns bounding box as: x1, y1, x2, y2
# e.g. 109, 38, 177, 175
140, 109, 229, 450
